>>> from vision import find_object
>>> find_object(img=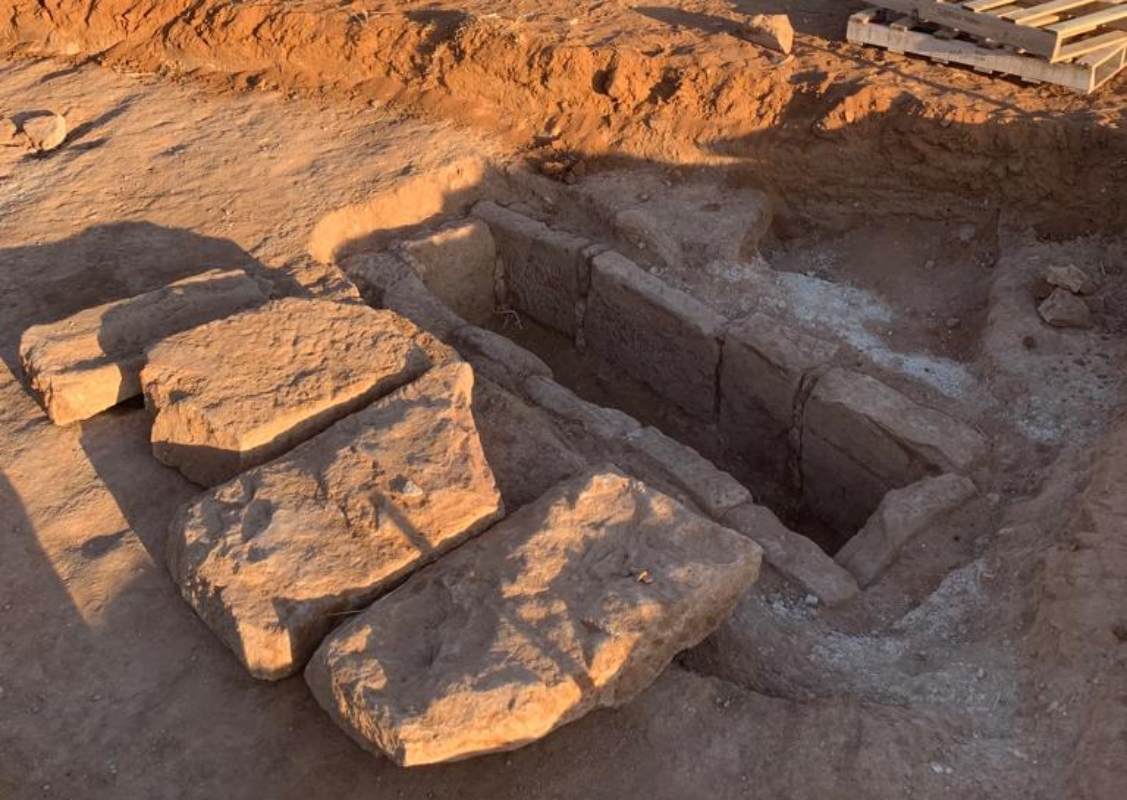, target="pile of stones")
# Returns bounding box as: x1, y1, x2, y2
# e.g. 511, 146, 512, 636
19, 273, 763, 765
